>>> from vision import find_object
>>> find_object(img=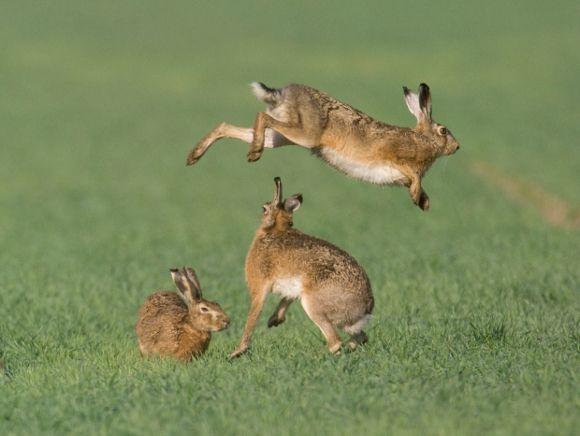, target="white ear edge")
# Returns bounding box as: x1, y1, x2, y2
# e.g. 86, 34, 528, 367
403, 87, 425, 122
170, 268, 181, 285
184, 267, 202, 300
170, 268, 195, 306
284, 196, 302, 213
